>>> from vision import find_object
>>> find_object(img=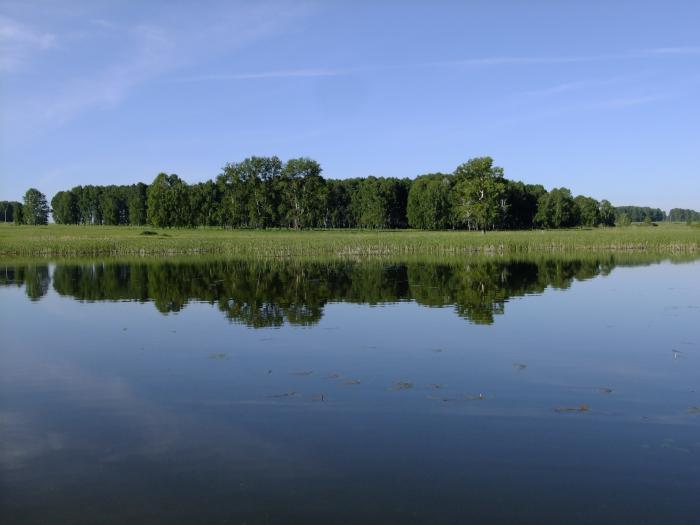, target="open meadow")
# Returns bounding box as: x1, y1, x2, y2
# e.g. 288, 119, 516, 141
1, 222, 698, 258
